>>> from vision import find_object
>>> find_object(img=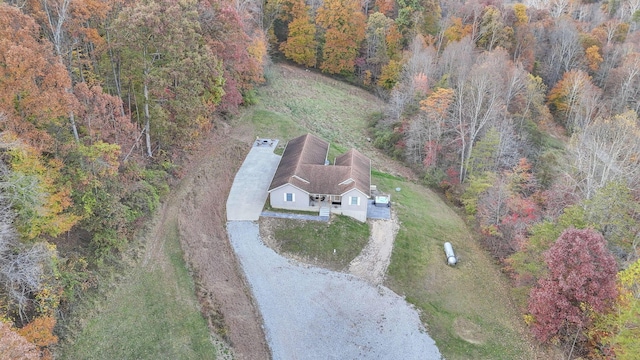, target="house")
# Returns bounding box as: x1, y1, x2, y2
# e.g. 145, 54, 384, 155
268, 134, 371, 222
